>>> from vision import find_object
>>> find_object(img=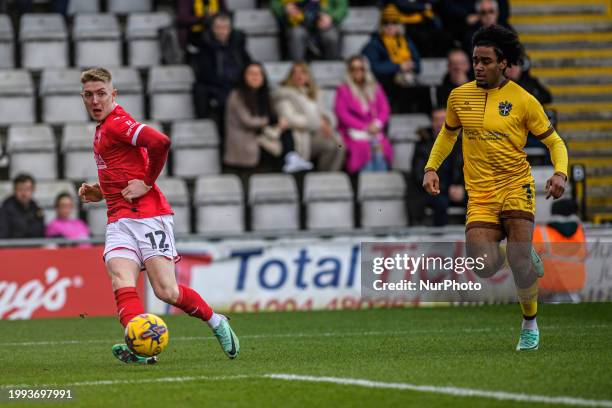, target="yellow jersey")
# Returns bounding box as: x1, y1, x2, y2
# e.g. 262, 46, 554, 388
444, 80, 553, 193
